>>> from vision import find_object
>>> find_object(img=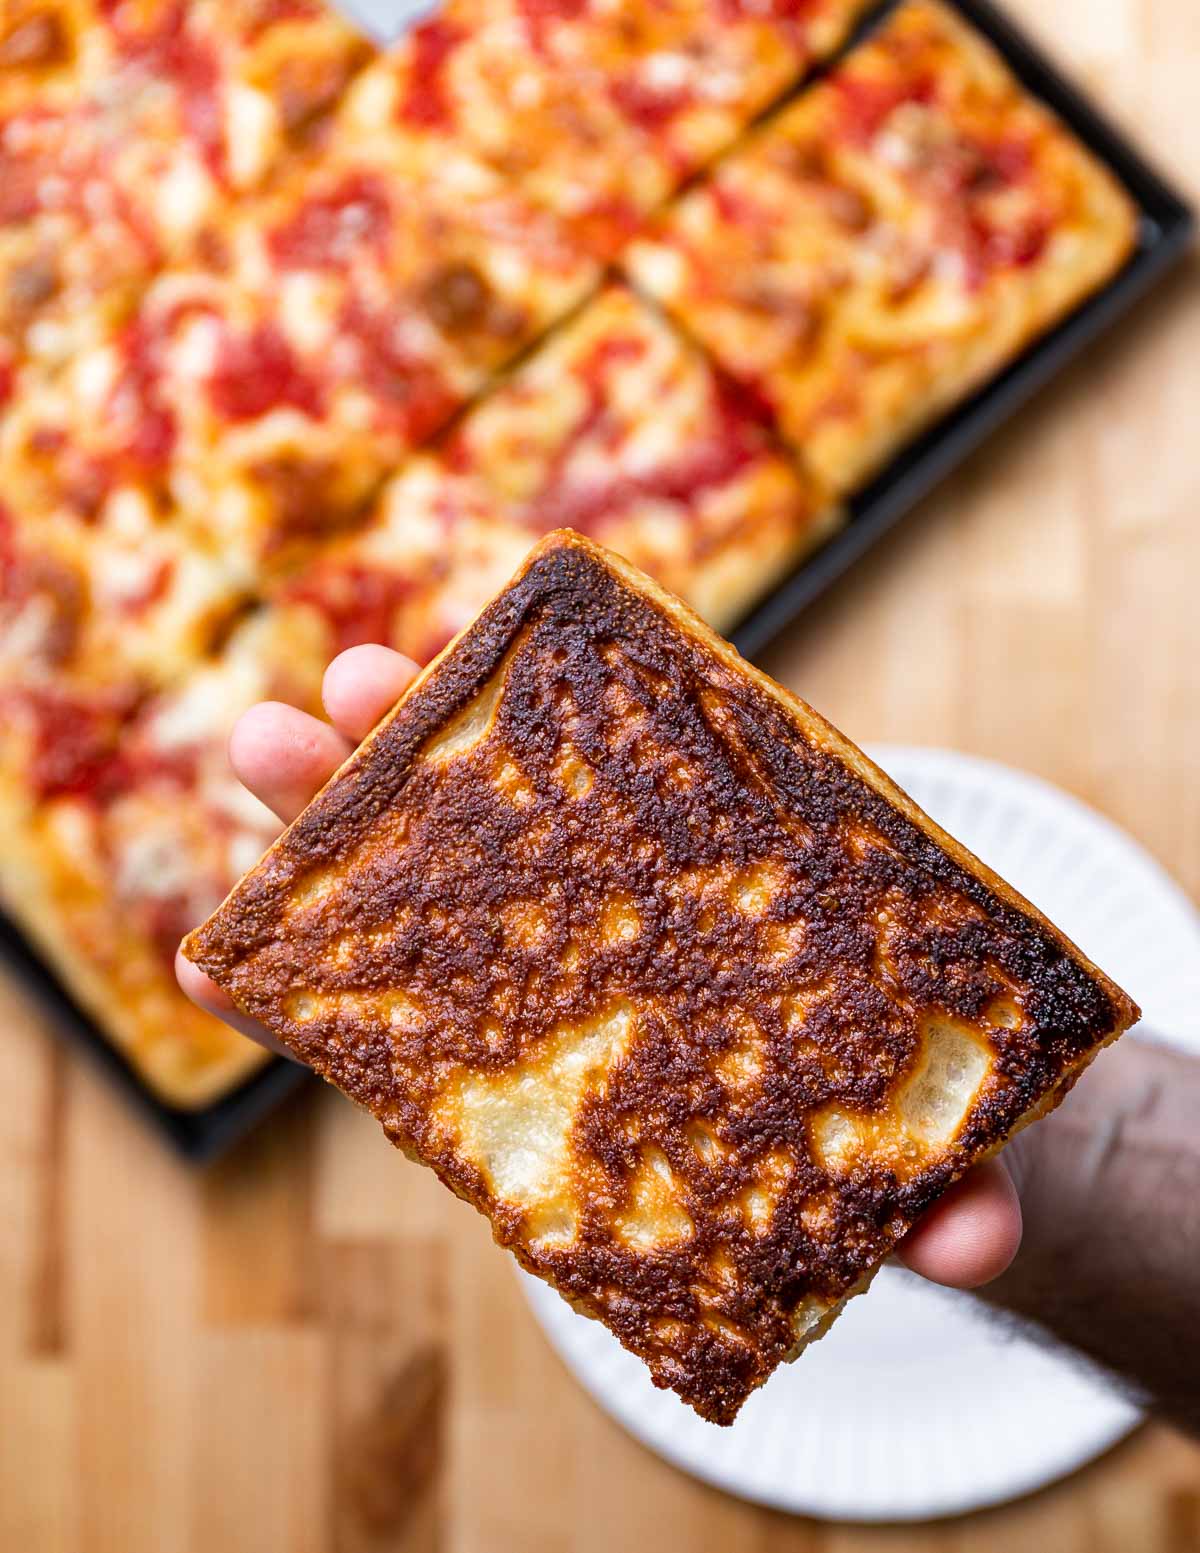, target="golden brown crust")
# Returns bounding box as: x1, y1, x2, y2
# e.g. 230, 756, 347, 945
0, 817, 270, 1109
624, 0, 1139, 495
0, 608, 320, 1110
186, 533, 1136, 1422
